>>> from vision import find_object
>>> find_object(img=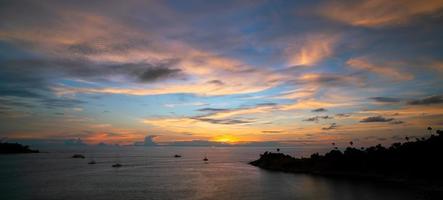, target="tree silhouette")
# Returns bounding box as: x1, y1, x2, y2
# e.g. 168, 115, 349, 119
251, 128, 443, 185
428, 126, 433, 135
